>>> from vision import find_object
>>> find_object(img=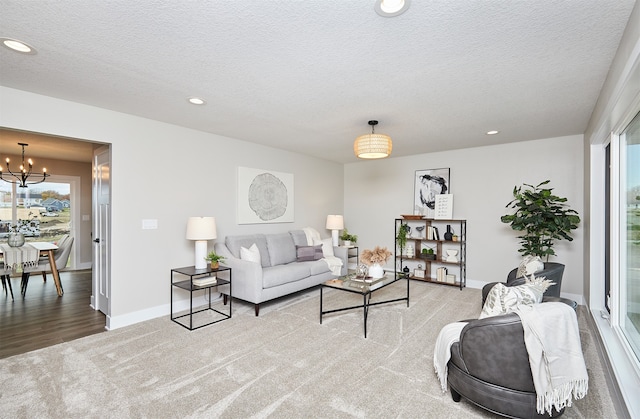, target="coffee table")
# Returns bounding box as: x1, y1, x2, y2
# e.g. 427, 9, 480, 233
320, 273, 409, 338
